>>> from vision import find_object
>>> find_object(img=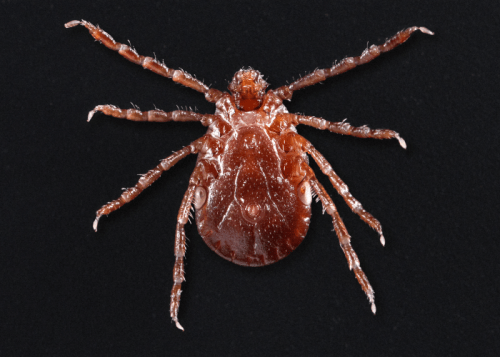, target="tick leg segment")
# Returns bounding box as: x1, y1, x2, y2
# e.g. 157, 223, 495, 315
170, 184, 196, 331
65, 20, 223, 102
93, 138, 203, 231
309, 178, 376, 314
87, 104, 217, 125
307, 144, 385, 246
275, 27, 433, 100
296, 115, 406, 149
